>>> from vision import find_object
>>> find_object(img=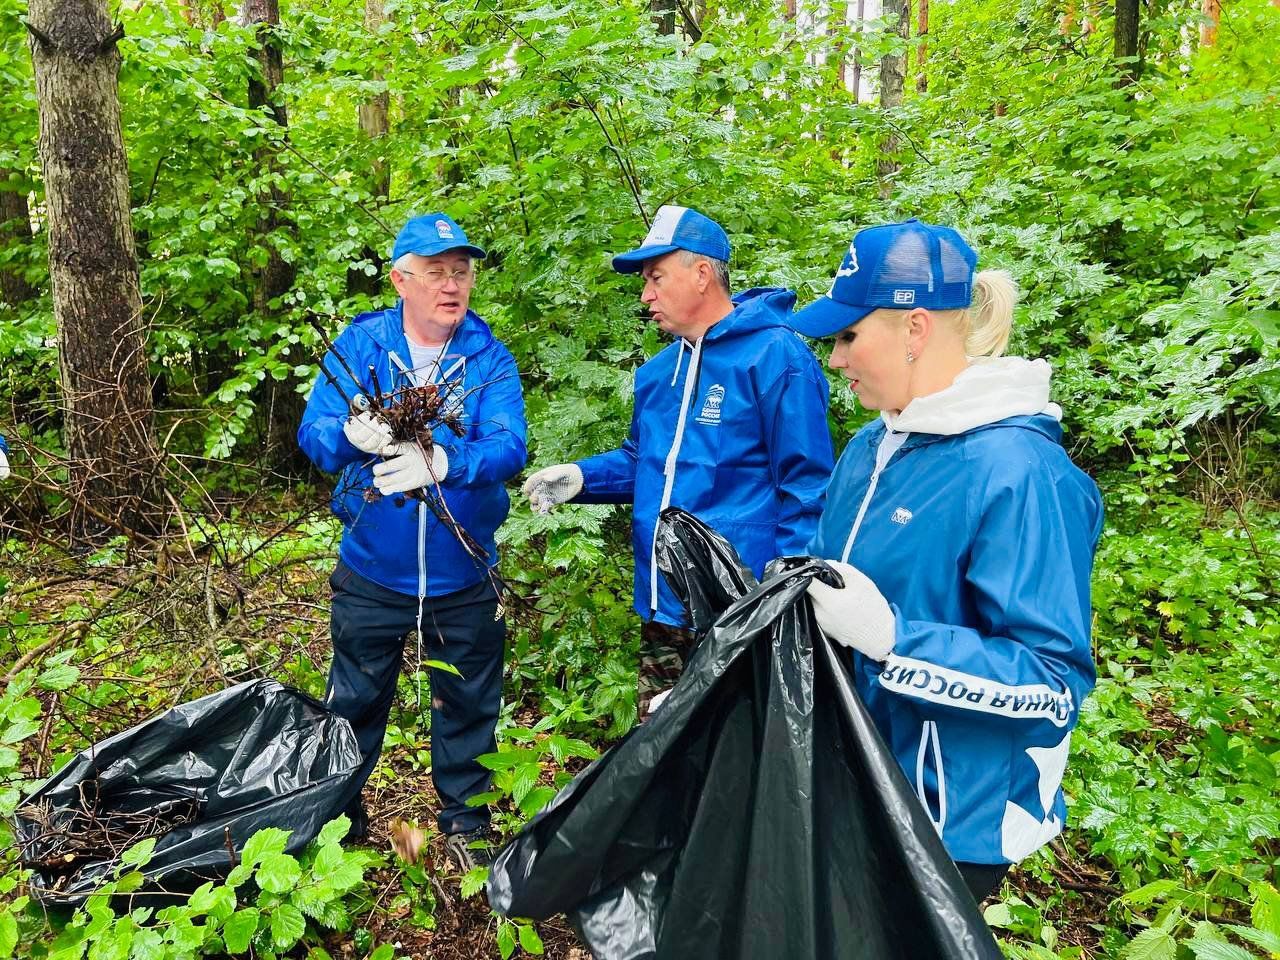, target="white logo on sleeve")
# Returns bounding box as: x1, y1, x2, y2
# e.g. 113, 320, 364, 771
891, 507, 913, 525
695, 383, 726, 425
435, 219, 454, 239
893, 289, 916, 304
